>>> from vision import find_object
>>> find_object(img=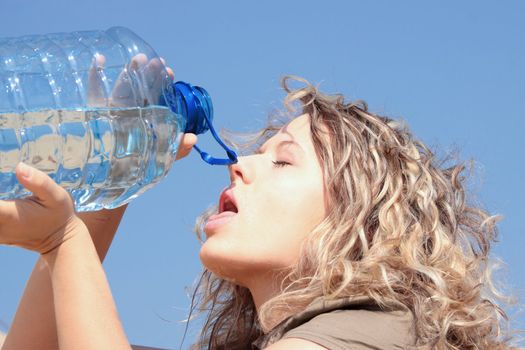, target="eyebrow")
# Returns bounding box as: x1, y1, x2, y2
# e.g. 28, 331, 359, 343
255, 140, 304, 155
